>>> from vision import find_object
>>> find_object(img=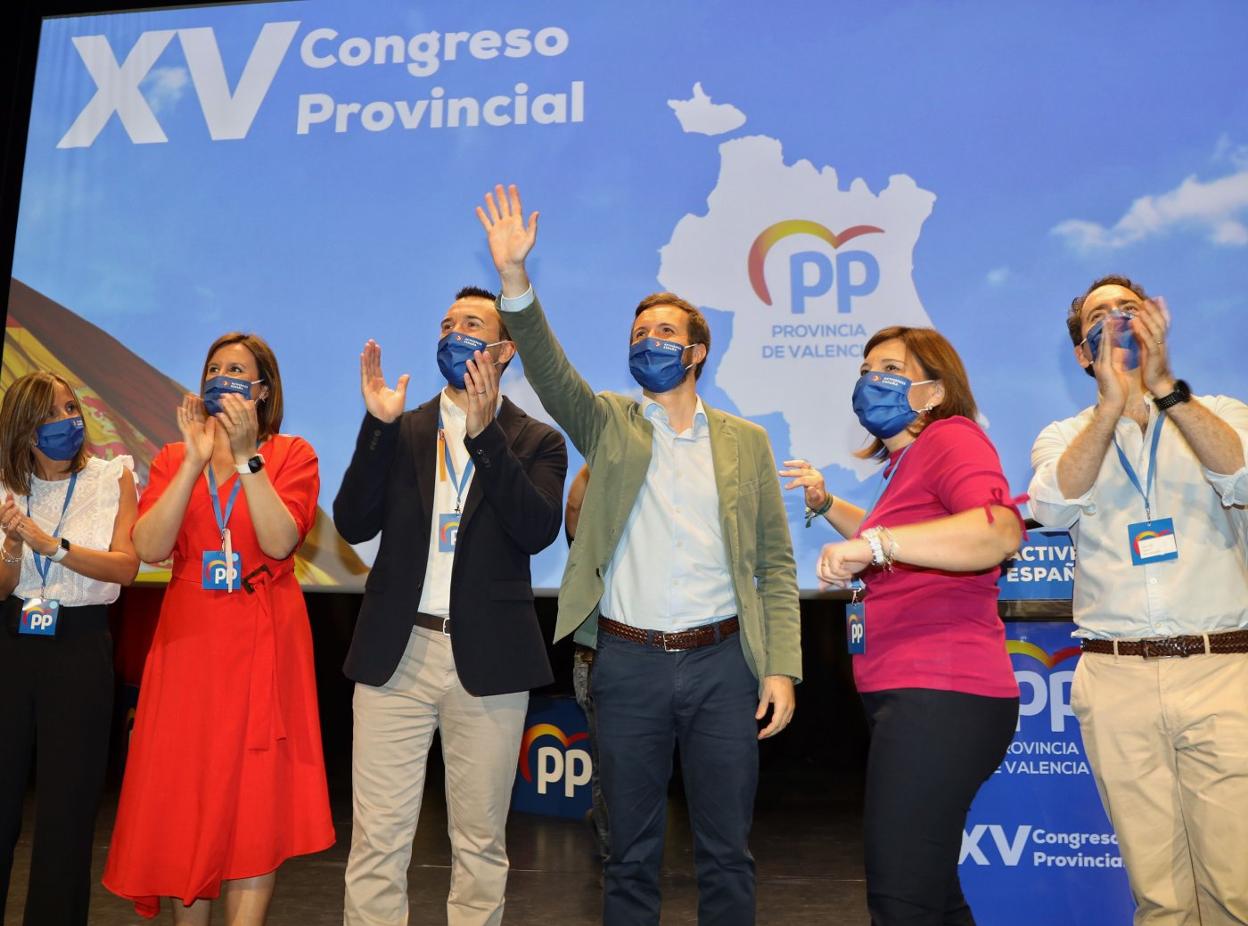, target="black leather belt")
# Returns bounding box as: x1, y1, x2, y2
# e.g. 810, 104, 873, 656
413, 612, 451, 636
